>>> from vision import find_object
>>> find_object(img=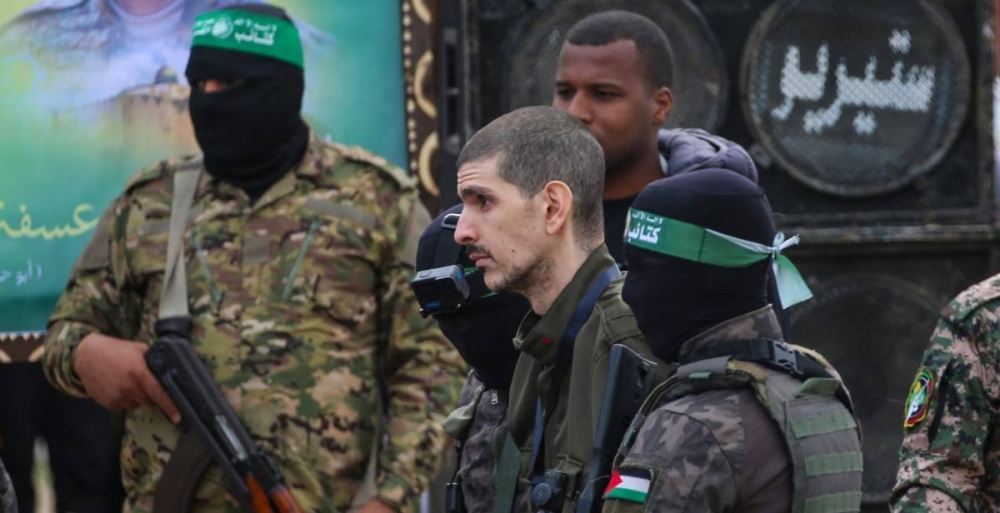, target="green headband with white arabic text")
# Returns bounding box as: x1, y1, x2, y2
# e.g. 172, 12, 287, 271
625, 208, 813, 308
191, 10, 303, 68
